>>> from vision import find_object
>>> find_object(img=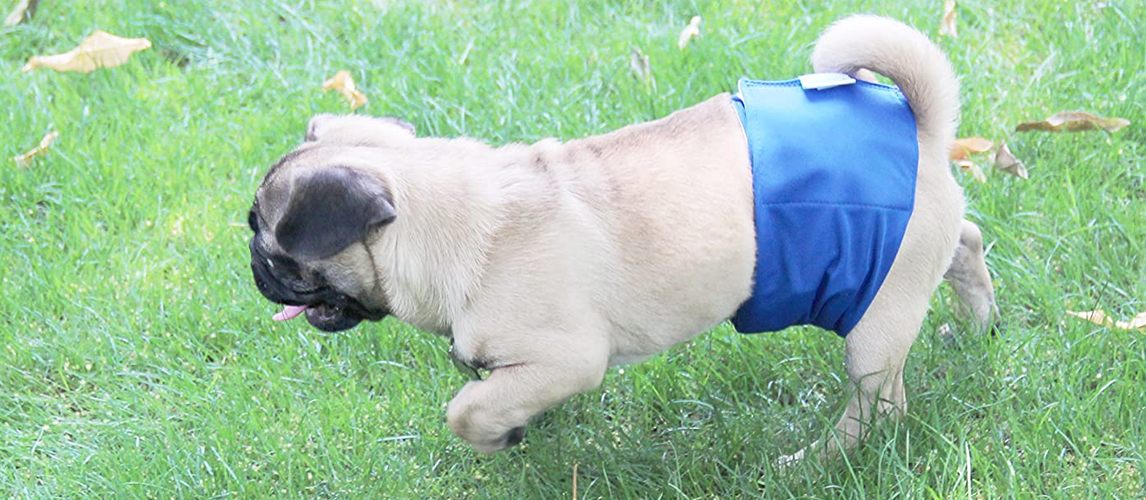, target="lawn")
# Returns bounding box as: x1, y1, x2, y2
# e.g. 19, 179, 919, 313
1, 0, 1143, 498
